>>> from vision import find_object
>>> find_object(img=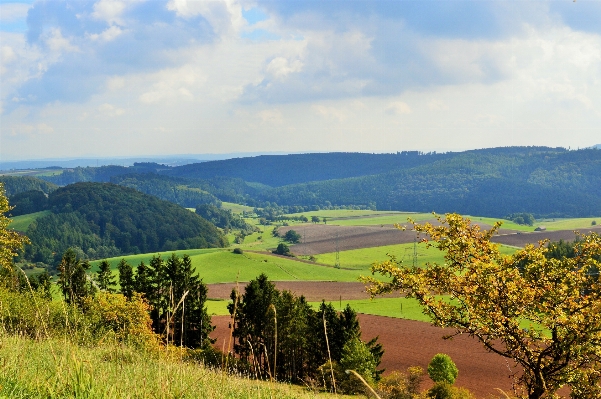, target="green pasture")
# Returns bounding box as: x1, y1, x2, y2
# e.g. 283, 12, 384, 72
329, 213, 433, 226
9, 211, 51, 232
536, 217, 601, 231
313, 242, 519, 271
89, 248, 225, 272
91, 250, 365, 284
221, 201, 254, 214
285, 209, 407, 219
